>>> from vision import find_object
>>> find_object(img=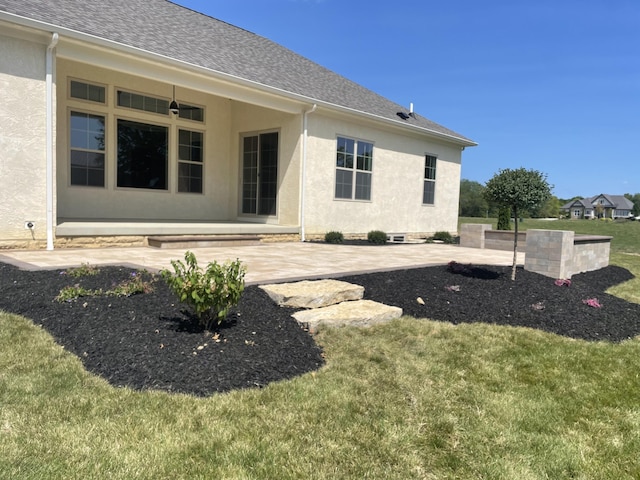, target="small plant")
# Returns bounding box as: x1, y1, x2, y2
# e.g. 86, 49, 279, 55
367, 230, 387, 245
64, 263, 100, 278
432, 231, 454, 244
161, 251, 246, 329
55, 284, 102, 302
447, 260, 472, 275
554, 279, 572, 287
324, 231, 344, 244
108, 271, 155, 297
